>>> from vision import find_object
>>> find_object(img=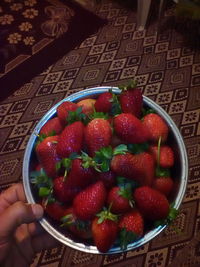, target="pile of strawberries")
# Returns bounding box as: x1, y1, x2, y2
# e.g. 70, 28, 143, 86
31, 81, 178, 253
